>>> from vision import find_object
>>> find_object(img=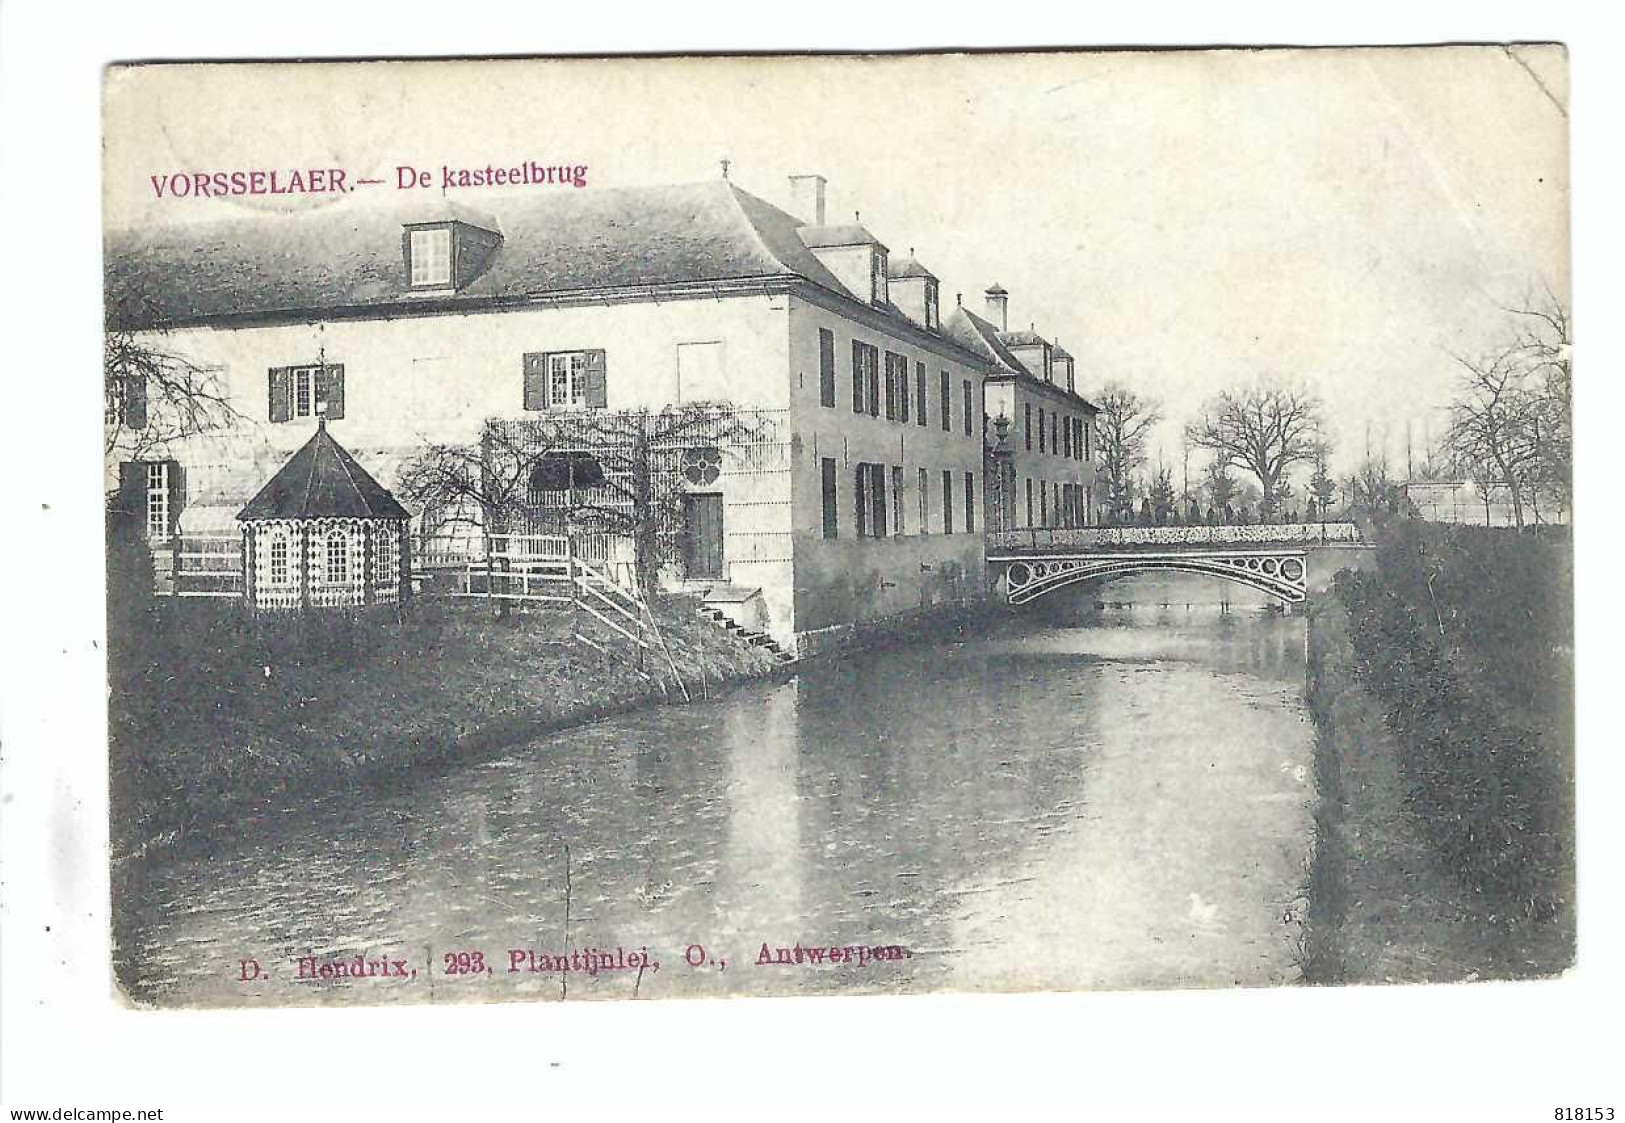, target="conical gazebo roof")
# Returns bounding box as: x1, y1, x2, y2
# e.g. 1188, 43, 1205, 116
238, 420, 410, 522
